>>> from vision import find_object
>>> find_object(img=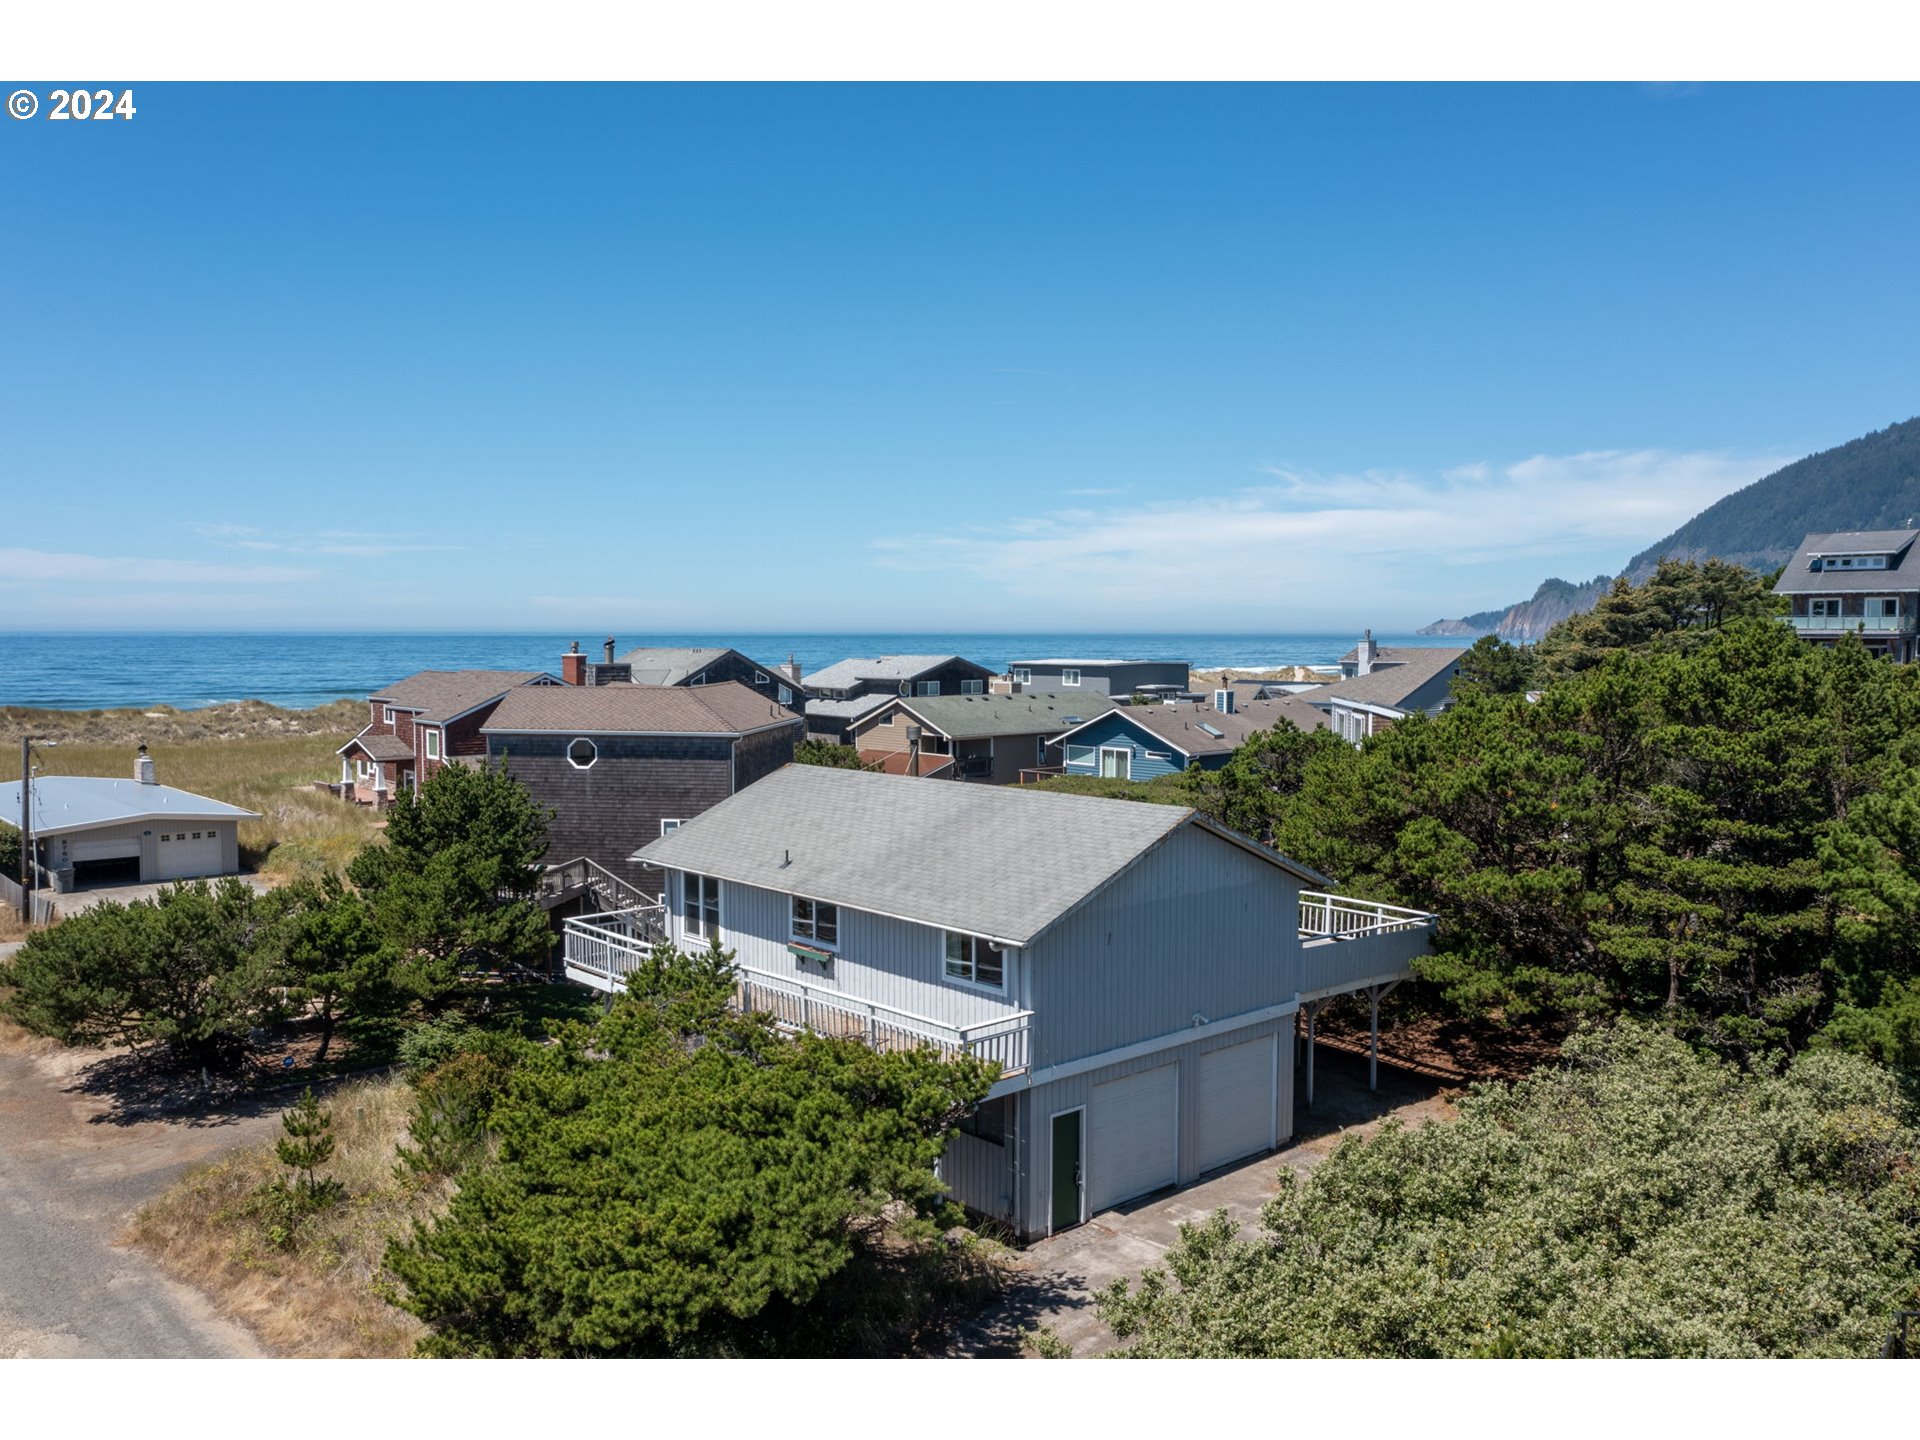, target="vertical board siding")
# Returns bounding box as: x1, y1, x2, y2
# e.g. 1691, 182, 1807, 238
1014, 1016, 1295, 1237
674, 877, 1028, 1030
940, 1129, 1019, 1223
1298, 929, 1431, 996
1025, 824, 1302, 1070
